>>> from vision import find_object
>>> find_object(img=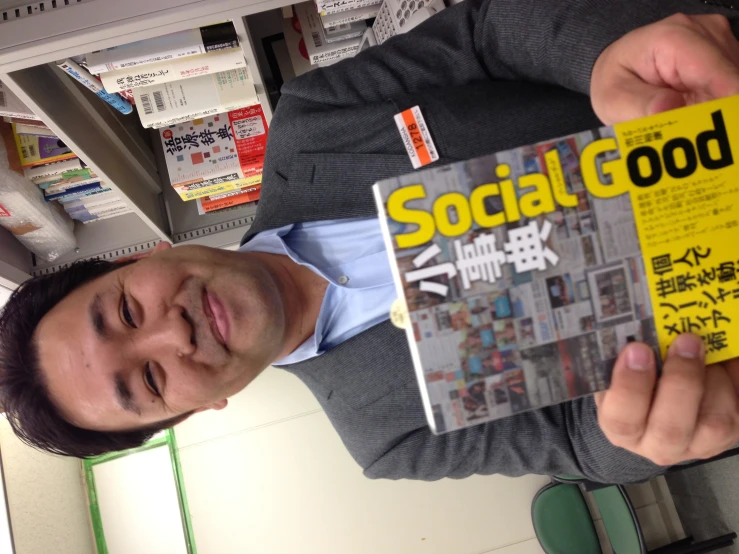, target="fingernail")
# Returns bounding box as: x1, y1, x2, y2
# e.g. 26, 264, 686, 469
669, 334, 704, 360
626, 343, 652, 371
